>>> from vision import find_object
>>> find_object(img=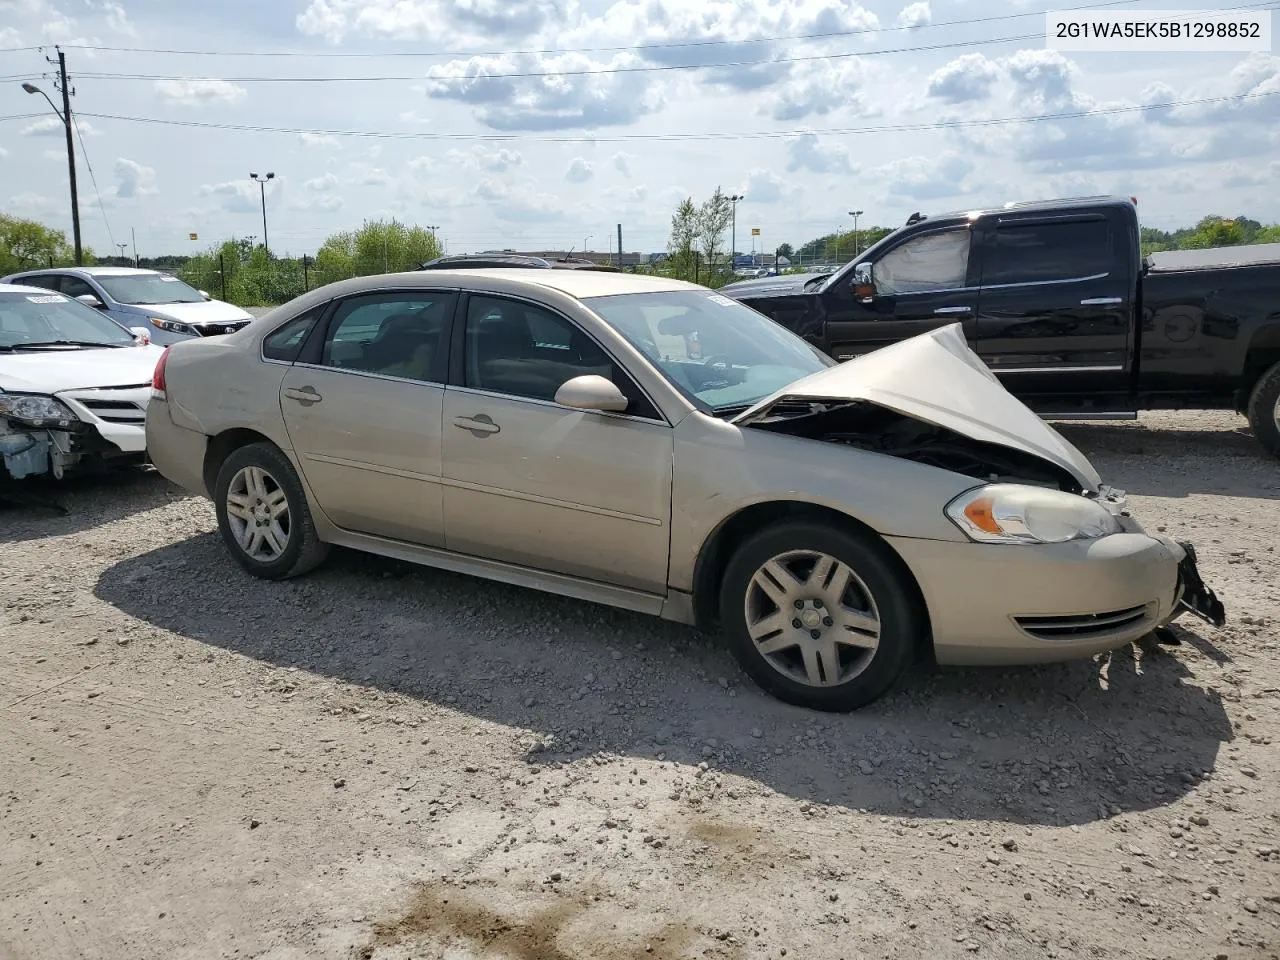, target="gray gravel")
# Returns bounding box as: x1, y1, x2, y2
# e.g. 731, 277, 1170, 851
2, 410, 1279, 959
